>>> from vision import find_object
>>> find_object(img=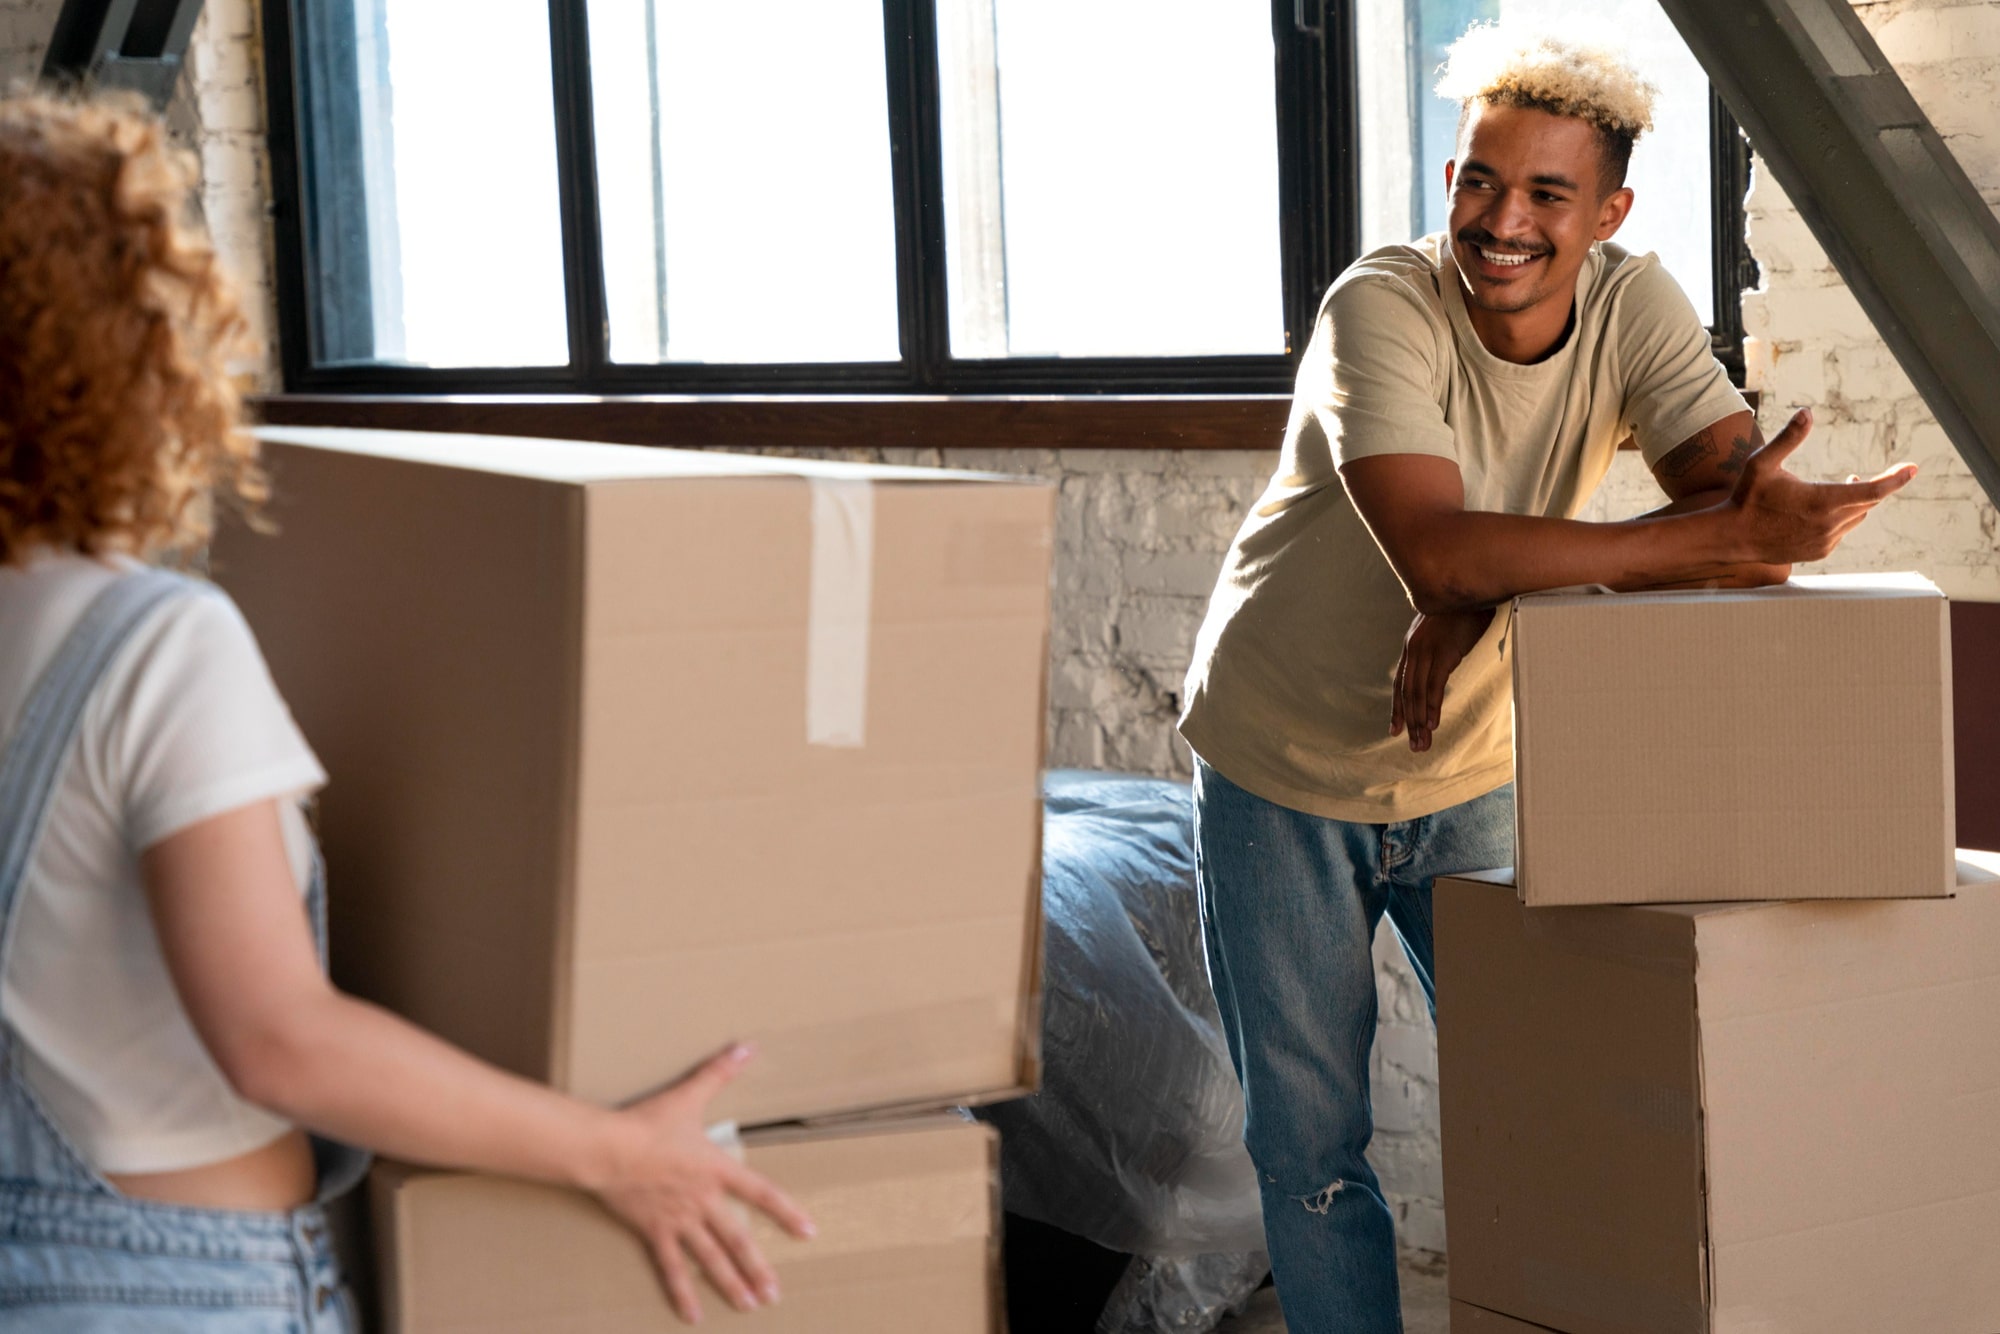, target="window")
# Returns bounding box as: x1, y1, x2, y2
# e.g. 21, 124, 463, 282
264, 1, 1753, 395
